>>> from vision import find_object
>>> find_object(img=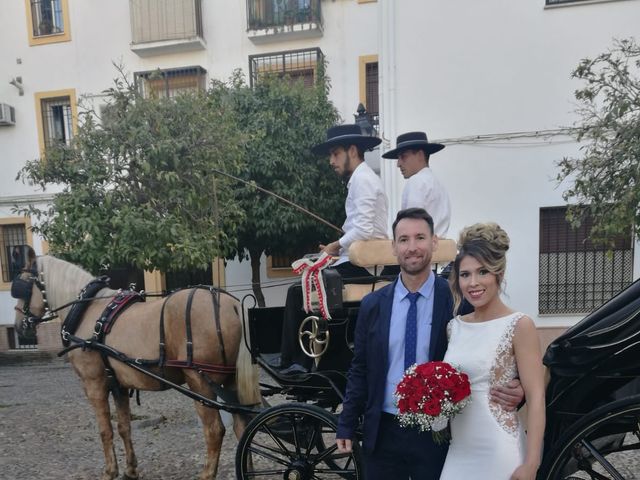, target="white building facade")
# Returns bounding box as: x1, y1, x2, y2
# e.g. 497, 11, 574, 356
378, 0, 640, 343
1, 0, 638, 350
